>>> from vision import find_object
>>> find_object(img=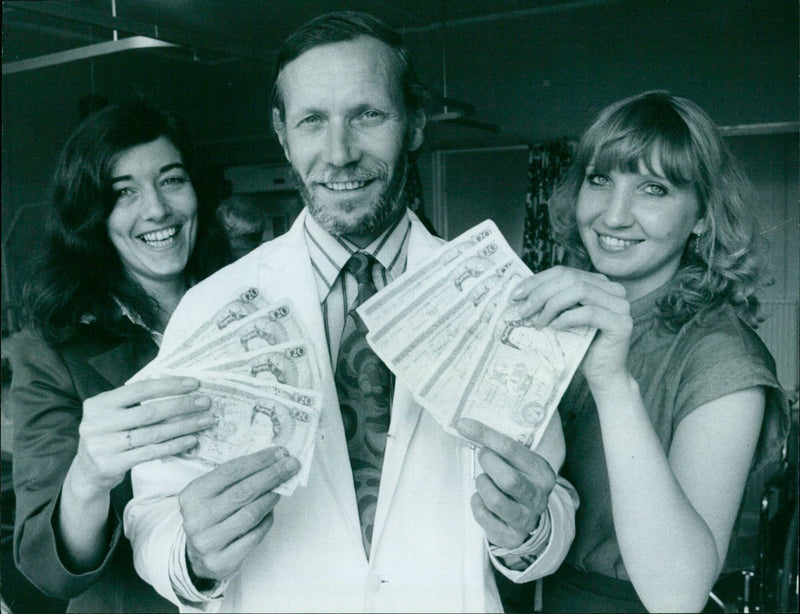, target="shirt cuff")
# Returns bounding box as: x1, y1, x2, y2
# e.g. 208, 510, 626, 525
489, 477, 579, 583
489, 507, 551, 568
169, 529, 228, 605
